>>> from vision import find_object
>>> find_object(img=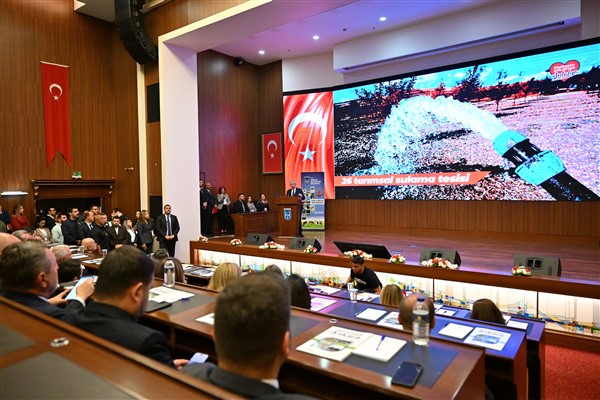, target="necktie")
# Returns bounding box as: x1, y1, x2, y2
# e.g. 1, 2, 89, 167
166, 215, 171, 235
292, 189, 295, 196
